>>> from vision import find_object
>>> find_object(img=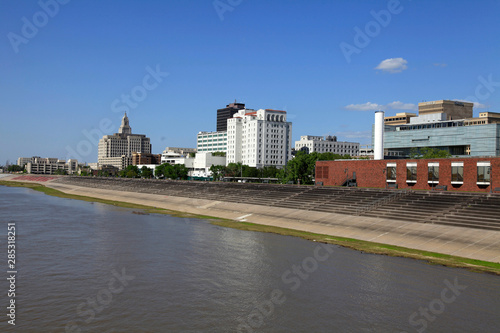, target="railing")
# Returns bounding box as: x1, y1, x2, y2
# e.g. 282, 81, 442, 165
355, 190, 410, 216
